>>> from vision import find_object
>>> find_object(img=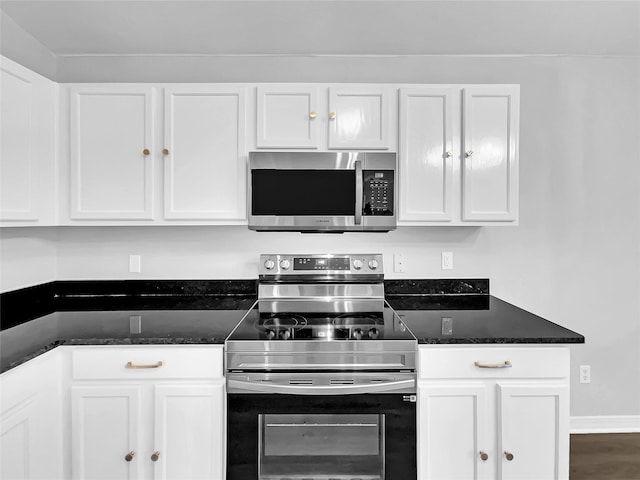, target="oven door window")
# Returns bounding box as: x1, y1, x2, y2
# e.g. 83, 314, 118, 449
259, 413, 385, 479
